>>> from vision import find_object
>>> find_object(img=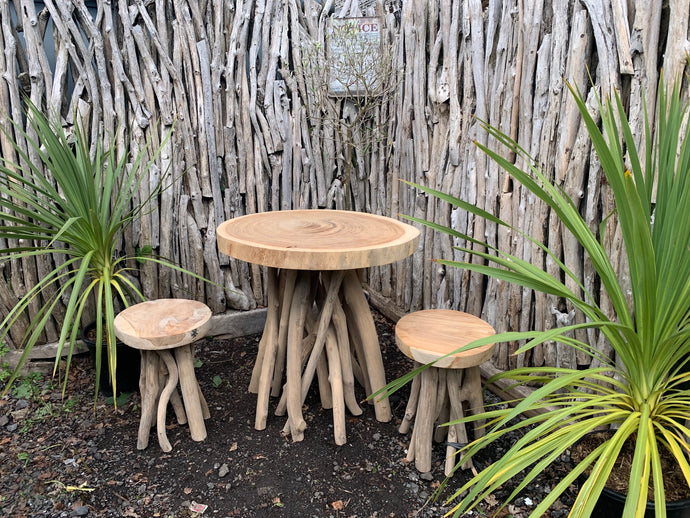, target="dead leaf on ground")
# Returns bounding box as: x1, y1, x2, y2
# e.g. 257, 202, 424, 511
183, 487, 193, 495
483, 494, 498, 507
